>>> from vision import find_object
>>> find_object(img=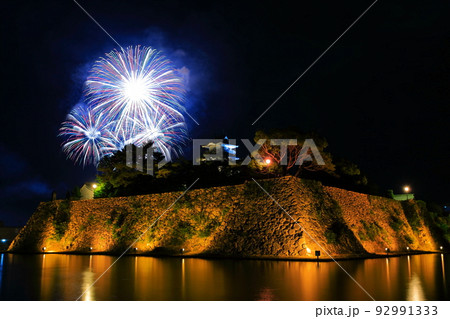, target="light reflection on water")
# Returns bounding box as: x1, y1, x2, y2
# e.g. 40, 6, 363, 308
0, 253, 448, 301
407, 273, 425, 301
81, 270, 95, 301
